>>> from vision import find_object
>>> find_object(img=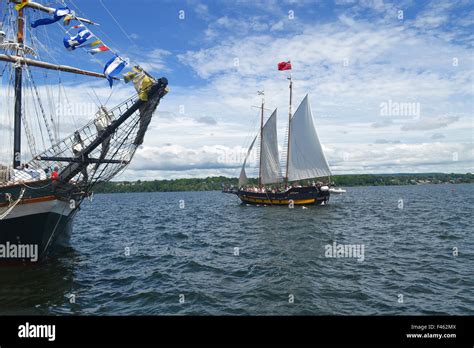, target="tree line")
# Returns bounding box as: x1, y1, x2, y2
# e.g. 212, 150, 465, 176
91, 173, 474, 193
